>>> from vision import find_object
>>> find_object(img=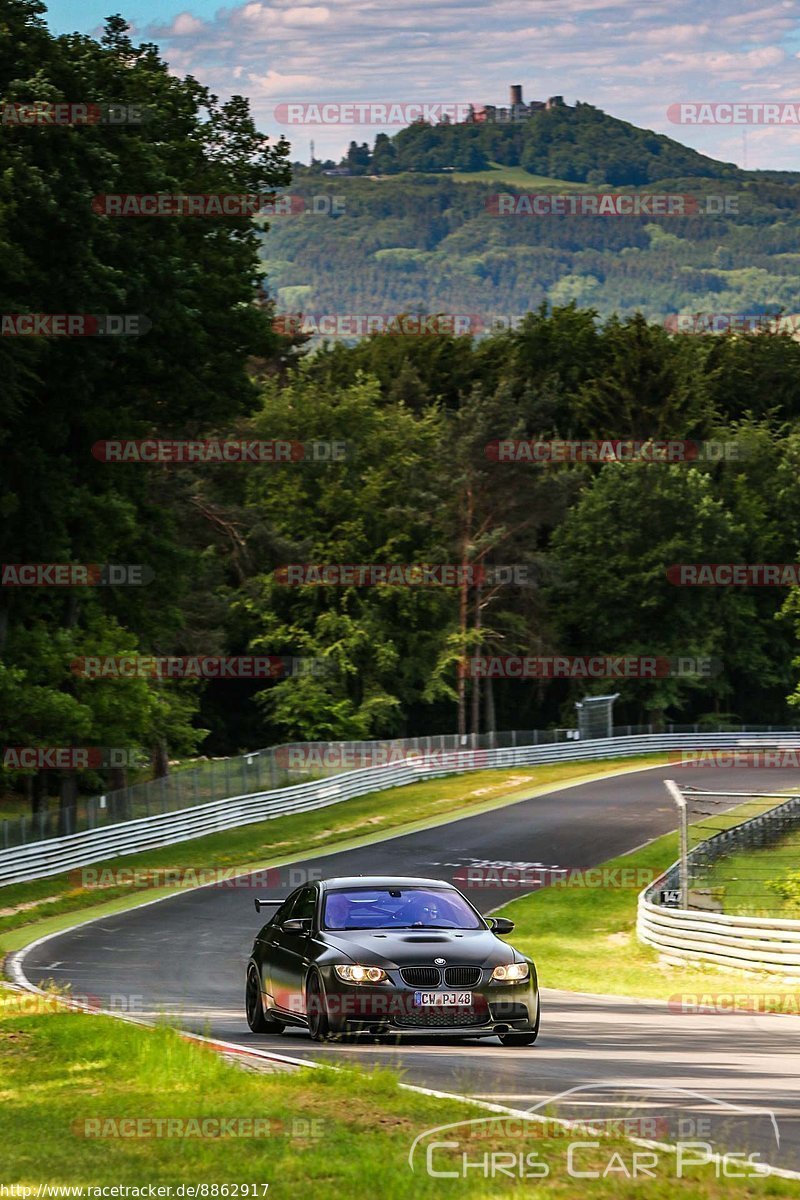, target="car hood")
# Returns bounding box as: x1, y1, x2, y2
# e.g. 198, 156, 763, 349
321, 927, 519, 968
